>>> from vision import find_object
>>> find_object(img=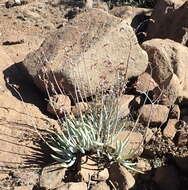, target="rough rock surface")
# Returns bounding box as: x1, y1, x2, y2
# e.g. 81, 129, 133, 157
146, 0, 188, 46
0, 45, 60, 187
139, 104, 169, 126
142, 39, 188, 104
163, 119, 178, 139
117, 95, 135, 118
110, 130, 144, 159
153, 74, 181, 105
136, 72, 158, 92
40, 164, 66, 189
47, 94, 72, 115
22, 9, 148, 99
71, 102, 89, 116
79, 156, 109, 182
